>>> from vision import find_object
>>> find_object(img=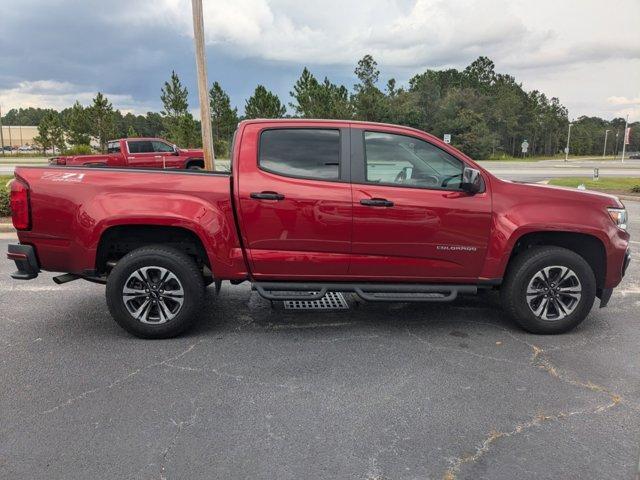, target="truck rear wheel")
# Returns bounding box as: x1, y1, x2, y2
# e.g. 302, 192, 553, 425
500, 246, 596, 334
106, 246, 205, 338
